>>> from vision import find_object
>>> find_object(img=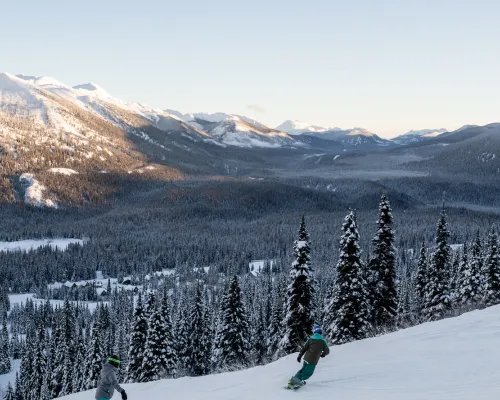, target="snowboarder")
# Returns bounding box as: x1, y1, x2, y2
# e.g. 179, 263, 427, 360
95, 355, 128, 400
287, 324, 329, 389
